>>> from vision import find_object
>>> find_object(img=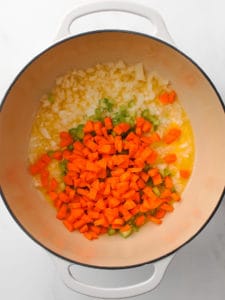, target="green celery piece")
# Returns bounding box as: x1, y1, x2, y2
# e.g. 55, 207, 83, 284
141, 109, 160, 130
93, 107, 104, 121
143, 164, 150, 172
152, 186, 160, 196
67, 144, 74, 151
99, 98, 115, 112
48, 94, 54, 103
112, 105, 135, 127
69, 124, 84, 141
149, 208, 157, 216
171, 186, 176, 192
120, 228, 133, 238
146, 178, 153, 186
108, 228, 116, 236
132, 224, 139, 232
47, 150, 54, 157
128, 99, 137, 108
59, 160, 68, 176
160, 167, 171, 178
163, 167, 171, 177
